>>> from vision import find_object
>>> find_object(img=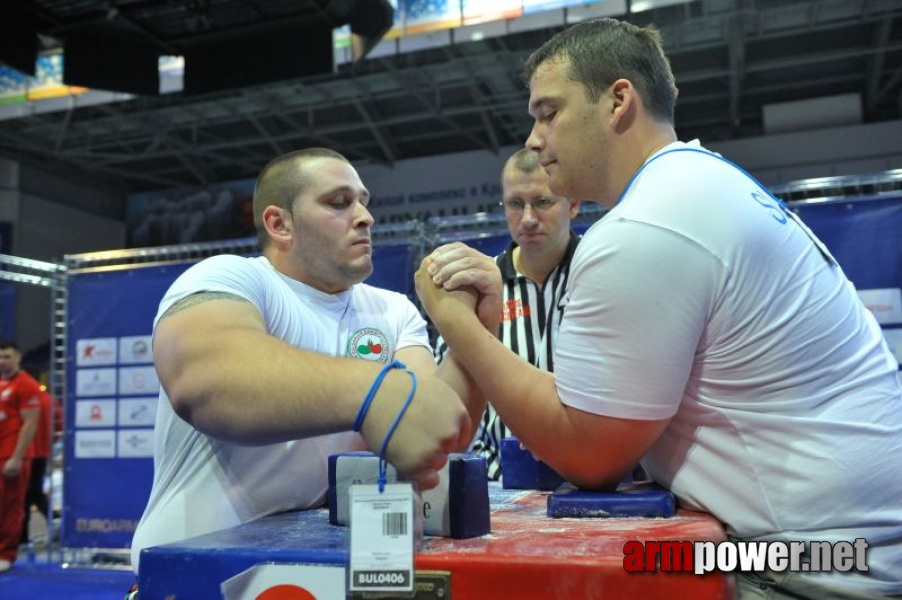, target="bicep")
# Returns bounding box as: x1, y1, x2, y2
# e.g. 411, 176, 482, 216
556, 222, 720, 420
153, 292, 265, 386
